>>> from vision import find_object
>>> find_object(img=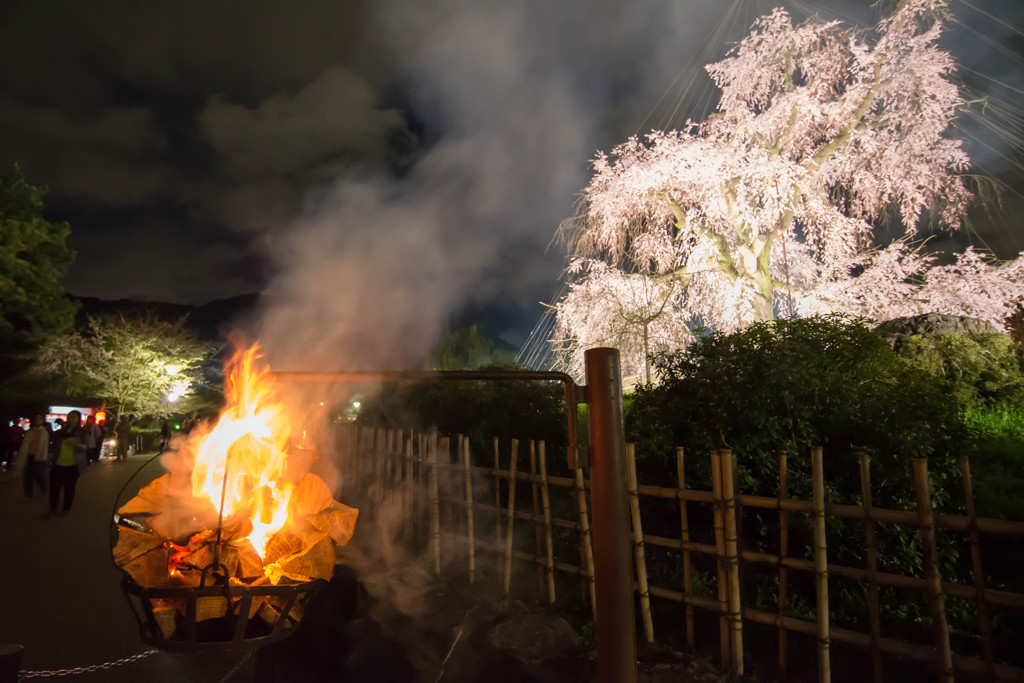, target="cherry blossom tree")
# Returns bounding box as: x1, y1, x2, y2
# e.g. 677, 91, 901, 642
552, 259, 691, 382
553, 0, 1023, 376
